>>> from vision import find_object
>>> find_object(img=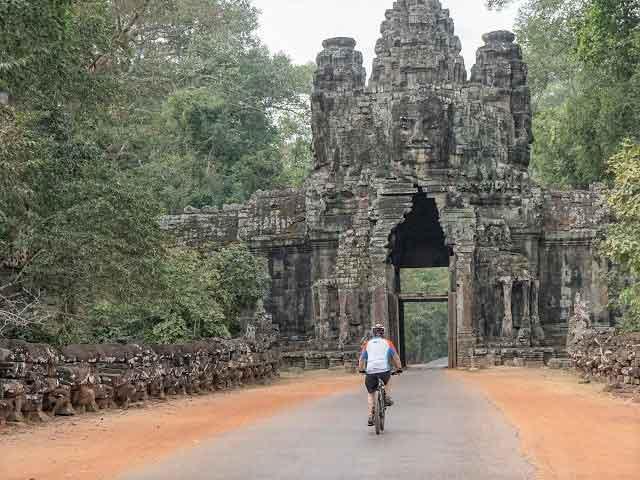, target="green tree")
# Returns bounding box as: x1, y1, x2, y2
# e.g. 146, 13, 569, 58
513, 0, 583, 111
88, 248, 230, 345
401, 268, 450, 364
0, 105, 168, 344
508, 0, 640, 187
0, 1, 310, 344
577, 0, 640, 80
405, 303, 449, 365
207, 243, 270, 333
401, 268, 449, 294
604, 142, 640, 332
487, 0, 518, 9
2, 0, 313, 208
